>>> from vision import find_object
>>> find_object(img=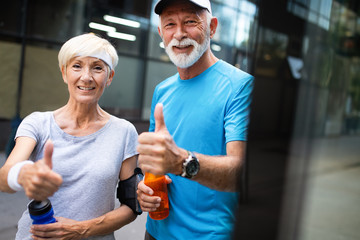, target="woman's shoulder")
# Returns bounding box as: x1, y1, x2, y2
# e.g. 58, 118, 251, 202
16, 111, 54, 142
109, 116, 137, 132
23, 111, 53, 122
